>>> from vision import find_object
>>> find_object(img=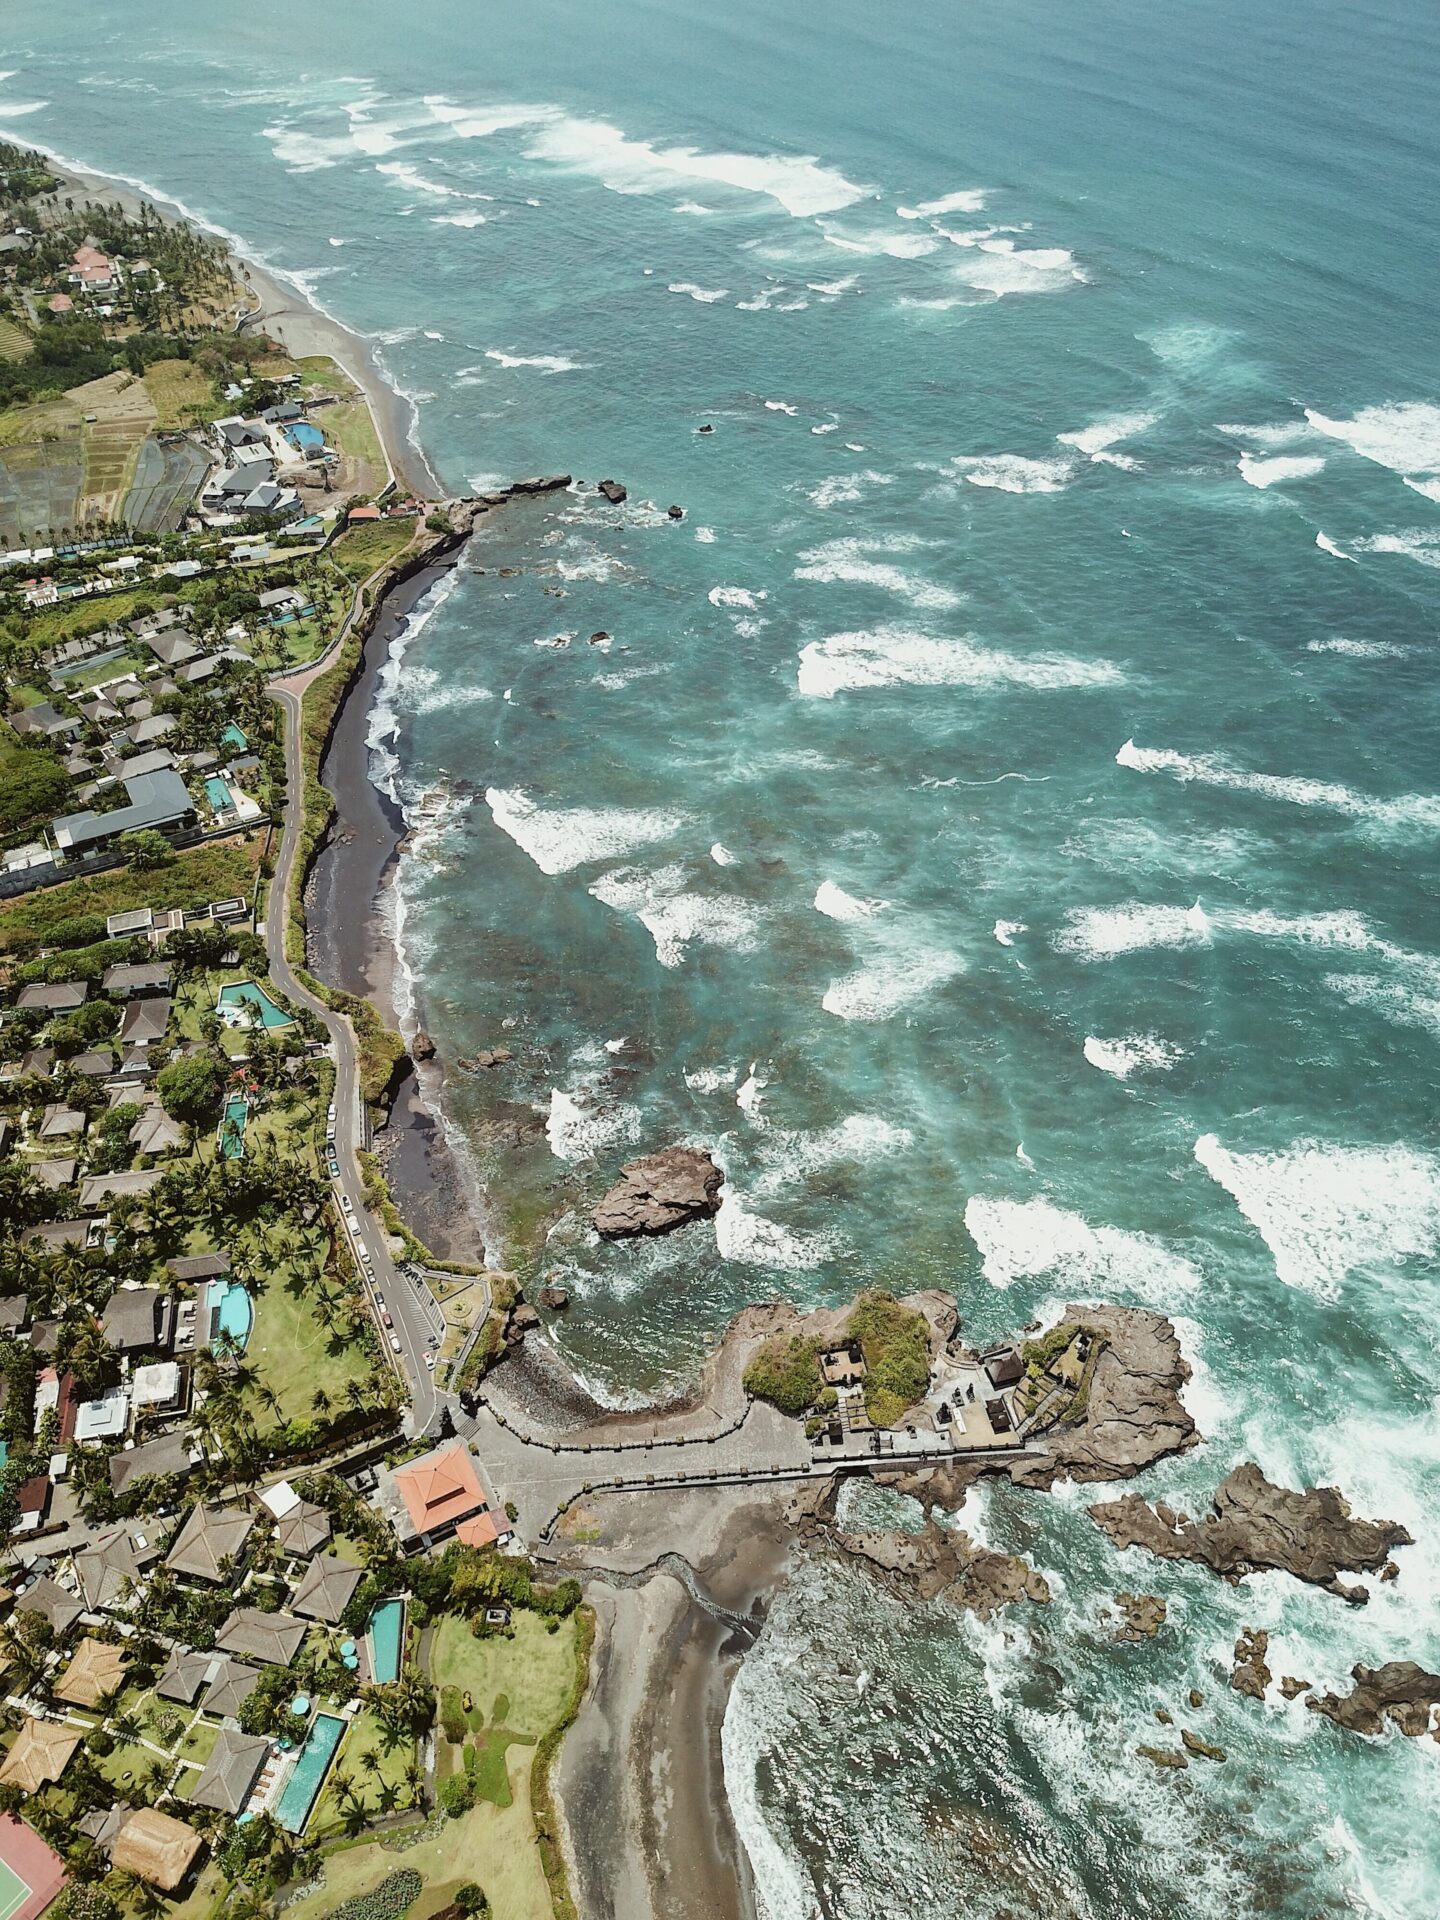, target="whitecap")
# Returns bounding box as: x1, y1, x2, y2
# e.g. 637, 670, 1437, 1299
763, 399, 799, 414
544, 1088, 642, 1163
794, 536, 958, 608
1082, 1033, 1184, 1078
1115, 738, 1440, 835
1195, 1135, 1440, 1300
1053, 901, 1211, 958
423, 97, 556, 139
1236, 452, 1326, 489
1057, 410, 1160, 460
992, 920, 1027, 946
484, 789, 685, 873
714, 1190, 833, 1269
709, 843, 736, 866
805, 470, 897, 510
668, 281, 729, 303
432, 209, 488, 227
821, 948, 962, 1021
1315, 531, 1354, 560
897, 188, 988, 218
589, 863, 763, 967
1304, 401, 1440, 485
798, 623, 1122, 698
708, 586, 766, 609
484, 348, 589, 372
952, 238, 1085, 297
1305, 637, 1407, 658
1352, 529, 1440, 569
821, 226, 940, 259
814, 880, 888, 921
964, 1195, 1201, 1302
952, 452, 1077, 493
